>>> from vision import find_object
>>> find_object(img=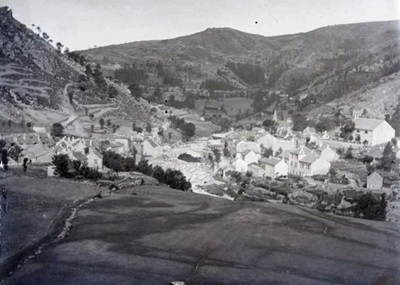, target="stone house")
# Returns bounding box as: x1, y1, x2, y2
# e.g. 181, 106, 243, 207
237, 150, 259, 164
353, 118, 395, 146
319, 145, 340, 162
288, 146, 313, 176
232, 158, 248, 173
367, 172, 383, 190
298, 155, 331, 177
236, 141, 261, 156
248, 164, 265, 178
142, 138, 162, 158
259, 158, 288, 178
86, 149, 103, 169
